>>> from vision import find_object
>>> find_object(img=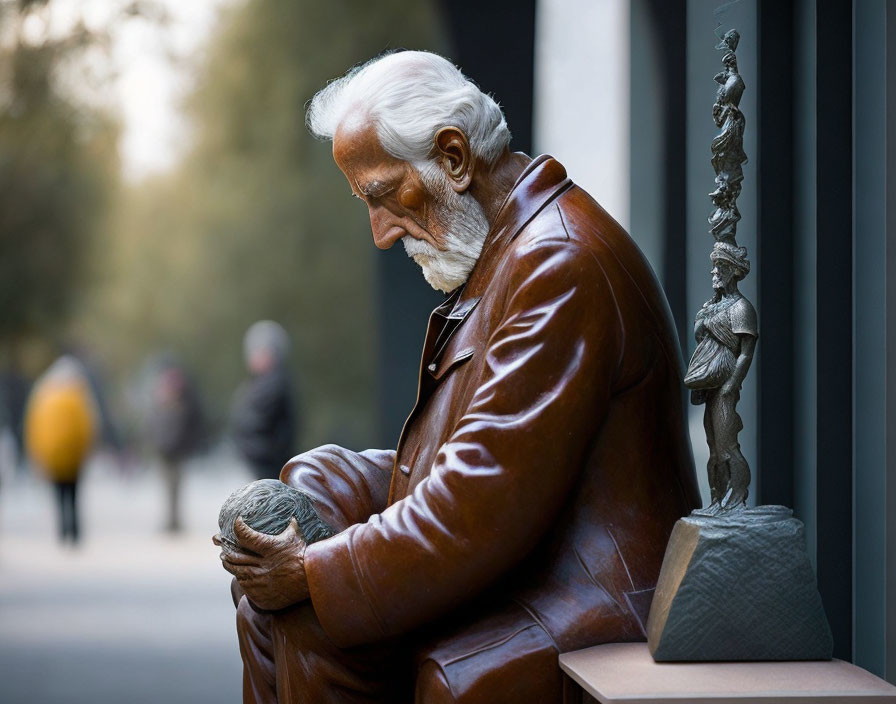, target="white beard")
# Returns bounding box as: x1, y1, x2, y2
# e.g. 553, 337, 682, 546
401, 165, 490, 293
